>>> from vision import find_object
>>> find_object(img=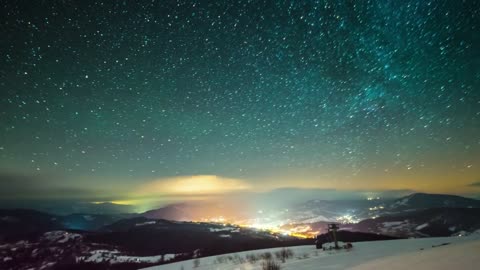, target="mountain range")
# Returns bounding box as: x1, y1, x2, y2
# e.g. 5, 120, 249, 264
1, 193, 480, 269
